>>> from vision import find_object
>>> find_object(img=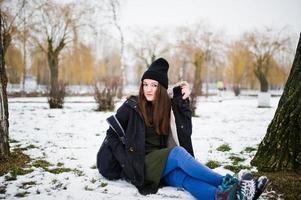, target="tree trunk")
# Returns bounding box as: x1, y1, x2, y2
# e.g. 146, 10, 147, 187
47, 38, 65, 109
191, 53, 204, 116
233, 84, 240, 96
48, 52, 59, 95
0, 13, 10, 159
47, 51, 63, 108
251, 33, 301, 171
193, 61, 202, 97
21, 31, 27, 96
255, 69, 269, 92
